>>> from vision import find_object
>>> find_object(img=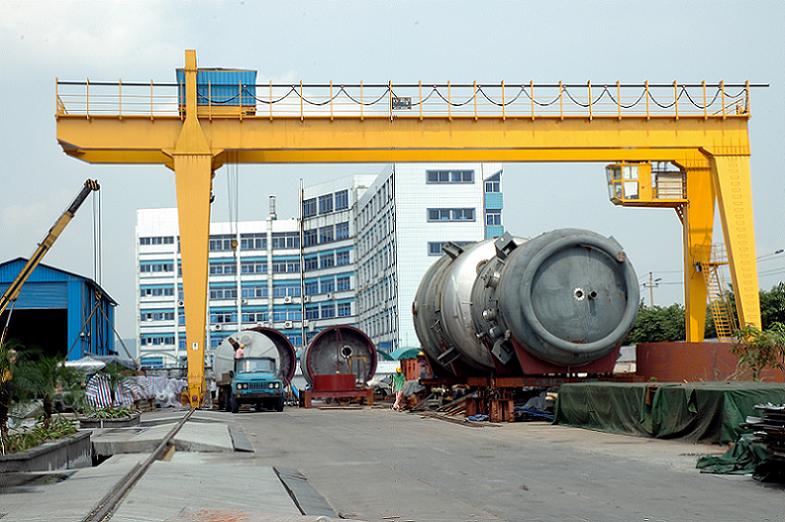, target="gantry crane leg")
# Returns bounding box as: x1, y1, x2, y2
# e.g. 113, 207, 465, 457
711, 154, 761, 330
172, 49, 215, 408
682, 163, 715, 342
